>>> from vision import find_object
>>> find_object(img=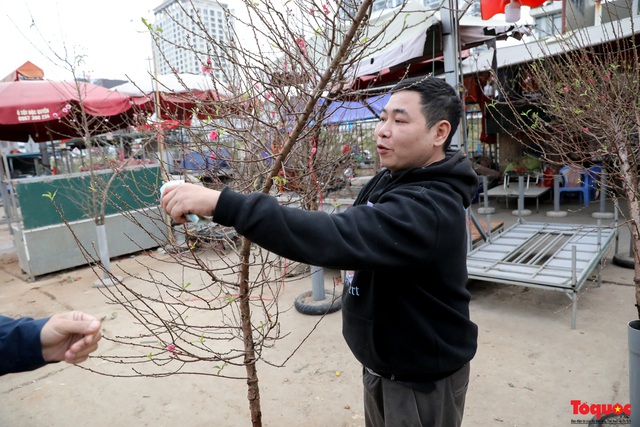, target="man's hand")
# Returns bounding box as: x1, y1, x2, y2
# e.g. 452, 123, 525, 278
161, 183, 220, 224
40, 311, 102, 364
